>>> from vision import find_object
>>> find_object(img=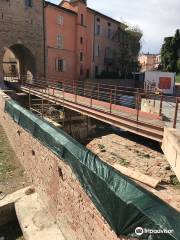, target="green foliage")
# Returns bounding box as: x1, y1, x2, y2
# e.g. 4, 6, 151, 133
113, 24, 142, 78
161, 29, 180, 73
177, 59, 180, 72
176, 74, 180, 83
118, 157, 129, 167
